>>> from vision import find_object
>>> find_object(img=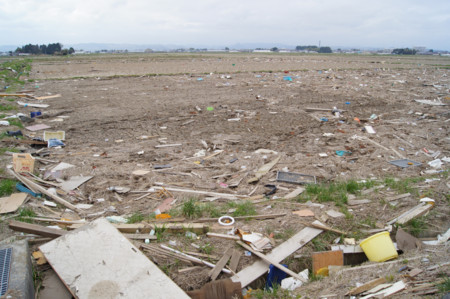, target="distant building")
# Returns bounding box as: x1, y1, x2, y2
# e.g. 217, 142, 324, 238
253, 49, 271, 53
